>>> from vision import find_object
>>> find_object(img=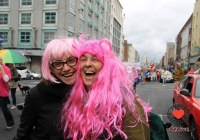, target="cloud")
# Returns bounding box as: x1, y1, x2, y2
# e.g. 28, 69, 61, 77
120, 0, 194, 62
